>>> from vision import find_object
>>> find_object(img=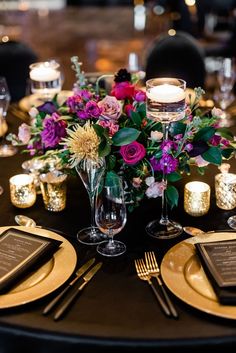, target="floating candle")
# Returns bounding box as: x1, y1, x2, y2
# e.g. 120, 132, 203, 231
147, 83, 185, 103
